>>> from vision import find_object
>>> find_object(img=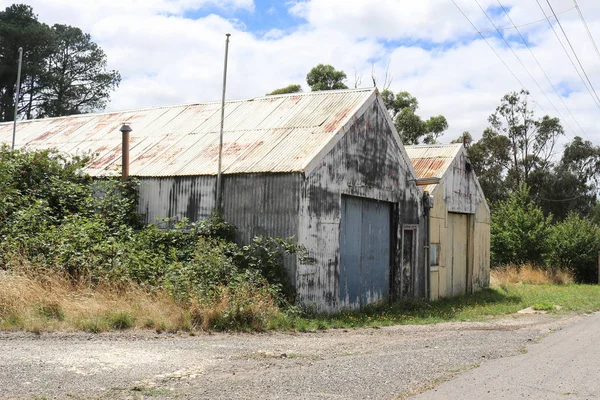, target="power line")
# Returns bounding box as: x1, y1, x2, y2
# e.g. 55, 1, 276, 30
496, 0, 589, 139
572, 0, 600, 60
544, 0, 600, 106
474, 0, 574, 135
537, 193, 588, 202
450, 0, 531, 99
477, 6, 575, 34
535, 0, 600, 111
